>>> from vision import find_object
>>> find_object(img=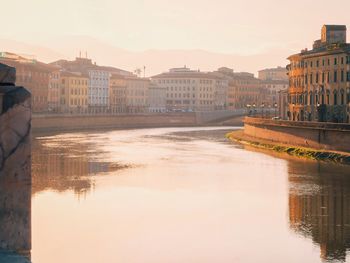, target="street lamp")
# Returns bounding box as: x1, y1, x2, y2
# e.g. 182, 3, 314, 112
261, 102, 265, 118
246, 104, 252, 116
274, 102, 278, 118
